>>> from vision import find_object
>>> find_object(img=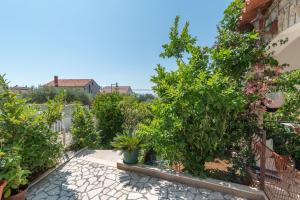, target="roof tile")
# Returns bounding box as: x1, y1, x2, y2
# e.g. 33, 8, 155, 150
46, 79, 93, 87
